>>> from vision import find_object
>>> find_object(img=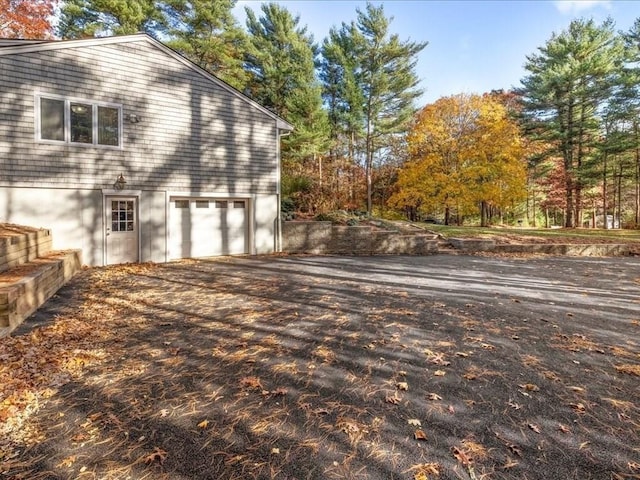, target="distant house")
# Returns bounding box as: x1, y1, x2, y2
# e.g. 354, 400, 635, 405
0, 34, 293, 266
